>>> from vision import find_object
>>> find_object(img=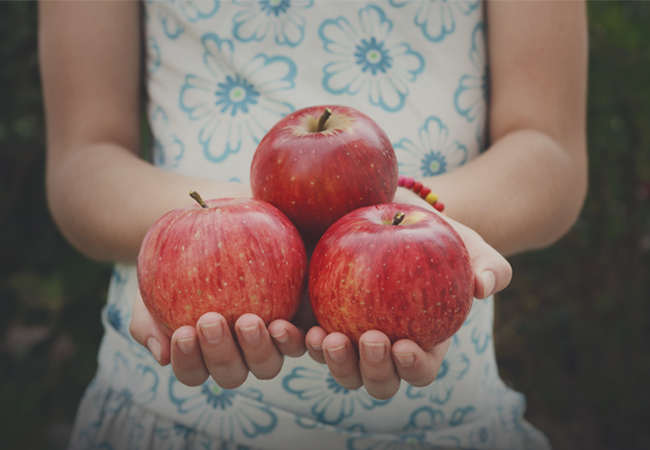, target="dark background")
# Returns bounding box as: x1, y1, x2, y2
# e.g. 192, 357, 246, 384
1, 2, 649, 449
